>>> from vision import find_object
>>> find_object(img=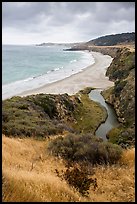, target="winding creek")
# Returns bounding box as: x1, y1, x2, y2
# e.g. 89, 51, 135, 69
89, 89, 119, 140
